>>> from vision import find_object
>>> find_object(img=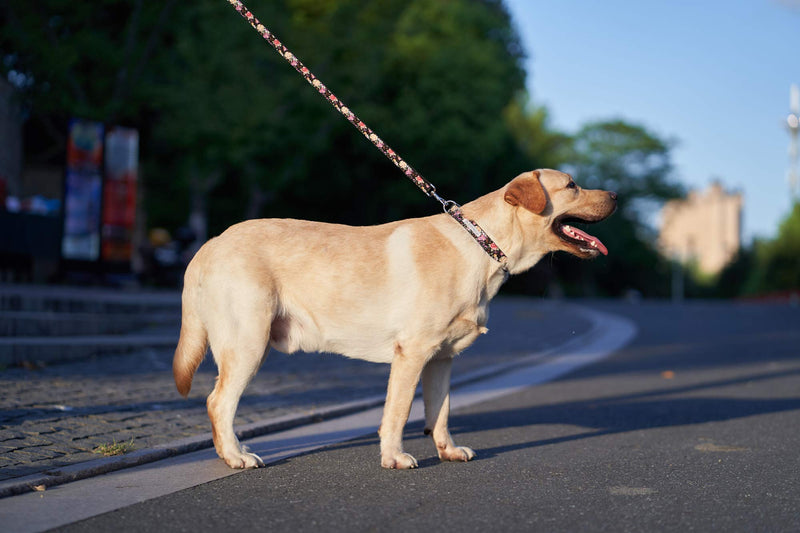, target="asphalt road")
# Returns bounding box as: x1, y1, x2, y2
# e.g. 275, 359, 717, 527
35, 301, 800, 531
